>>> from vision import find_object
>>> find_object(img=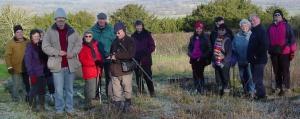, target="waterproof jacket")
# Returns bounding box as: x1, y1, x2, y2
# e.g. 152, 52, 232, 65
110, 35, 136, 77
78, 40, 103, 80
42, 24, 82, 73
91, 23, 116, 58
131, 29, 155, 66
5, 37, 29, 73
267, 21, 297, 55
232, 31, 252, 65
247, 24, 268, 64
